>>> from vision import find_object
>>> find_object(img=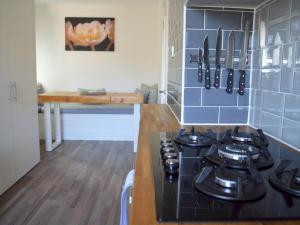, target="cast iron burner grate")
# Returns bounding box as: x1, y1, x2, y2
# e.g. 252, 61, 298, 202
218, 143, 260, 161
269, 160, 300, 197
194, 156, 266, 202
206, 128, 274, 170
174, 127, 215, 147
219, 126, 269, 147
206, 143, 274, 170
